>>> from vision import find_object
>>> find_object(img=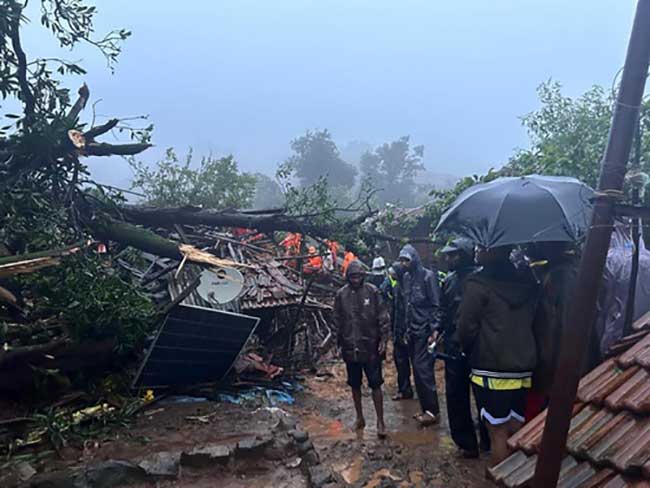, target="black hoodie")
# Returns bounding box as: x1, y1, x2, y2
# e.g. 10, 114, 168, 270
441, 264, 480, 340
456, 261, 539, 377
399, 244, 442, 338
